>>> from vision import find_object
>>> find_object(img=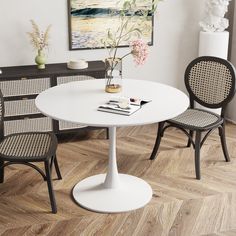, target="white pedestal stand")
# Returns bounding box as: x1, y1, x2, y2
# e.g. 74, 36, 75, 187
199, 31, 229, 59
73, 127, 153, 213
198, 31, 229, 115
